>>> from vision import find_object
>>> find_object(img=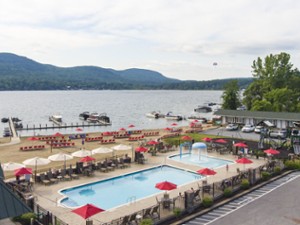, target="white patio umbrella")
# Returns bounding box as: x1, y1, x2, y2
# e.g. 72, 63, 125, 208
48, 153, 73, 169
112, 144, 131, 151
92, 147, 113, 155
1, 162, 25, 171
23, 157, 51, 180
71, 149, 92, 158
